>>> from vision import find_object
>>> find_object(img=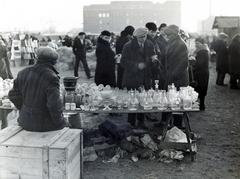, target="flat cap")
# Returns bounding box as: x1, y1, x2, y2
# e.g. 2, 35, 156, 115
36, 47, 58, 62
133, 27, 148, 37
164, 24, 180, 36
